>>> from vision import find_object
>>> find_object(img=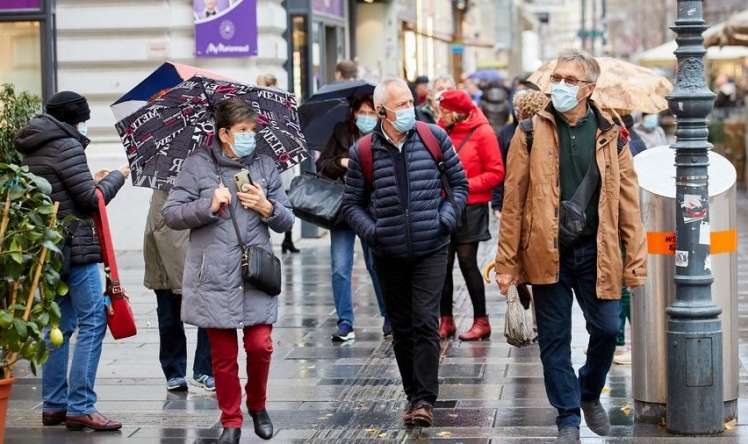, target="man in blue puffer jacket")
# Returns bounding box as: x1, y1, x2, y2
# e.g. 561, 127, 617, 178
343, 77, 468, 428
